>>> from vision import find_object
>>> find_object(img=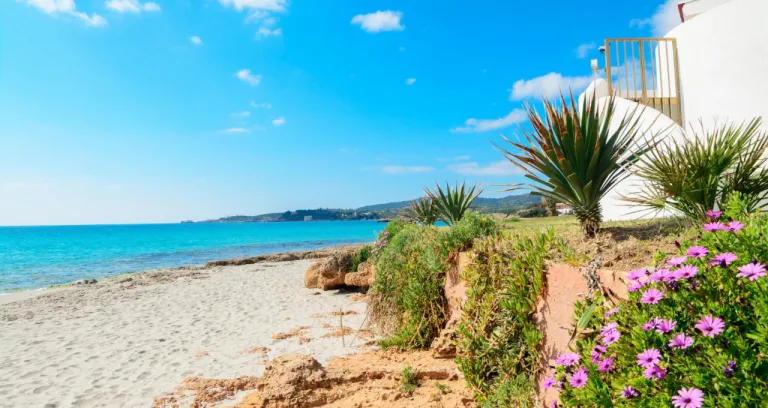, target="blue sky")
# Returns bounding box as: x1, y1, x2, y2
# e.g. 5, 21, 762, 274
0, 0, 680, 225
